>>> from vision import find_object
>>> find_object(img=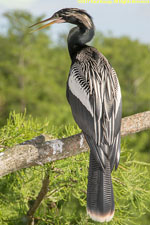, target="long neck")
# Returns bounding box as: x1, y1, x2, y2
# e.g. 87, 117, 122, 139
67, 25, 94, 59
